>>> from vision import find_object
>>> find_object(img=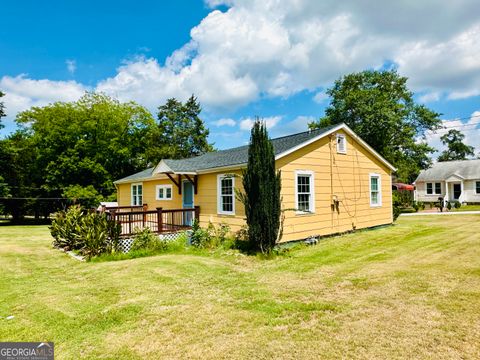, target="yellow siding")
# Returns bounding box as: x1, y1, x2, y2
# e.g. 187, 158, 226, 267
117, 178, 183, 210
116, 130, 393, 242
276, 130, 392, 242
195, 170, 246, 232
